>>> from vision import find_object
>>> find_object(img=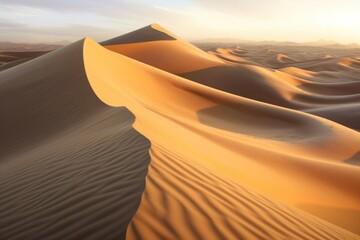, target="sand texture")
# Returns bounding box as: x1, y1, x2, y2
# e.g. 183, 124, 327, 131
1, 24, 360, 239
0, 40, 150, 240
